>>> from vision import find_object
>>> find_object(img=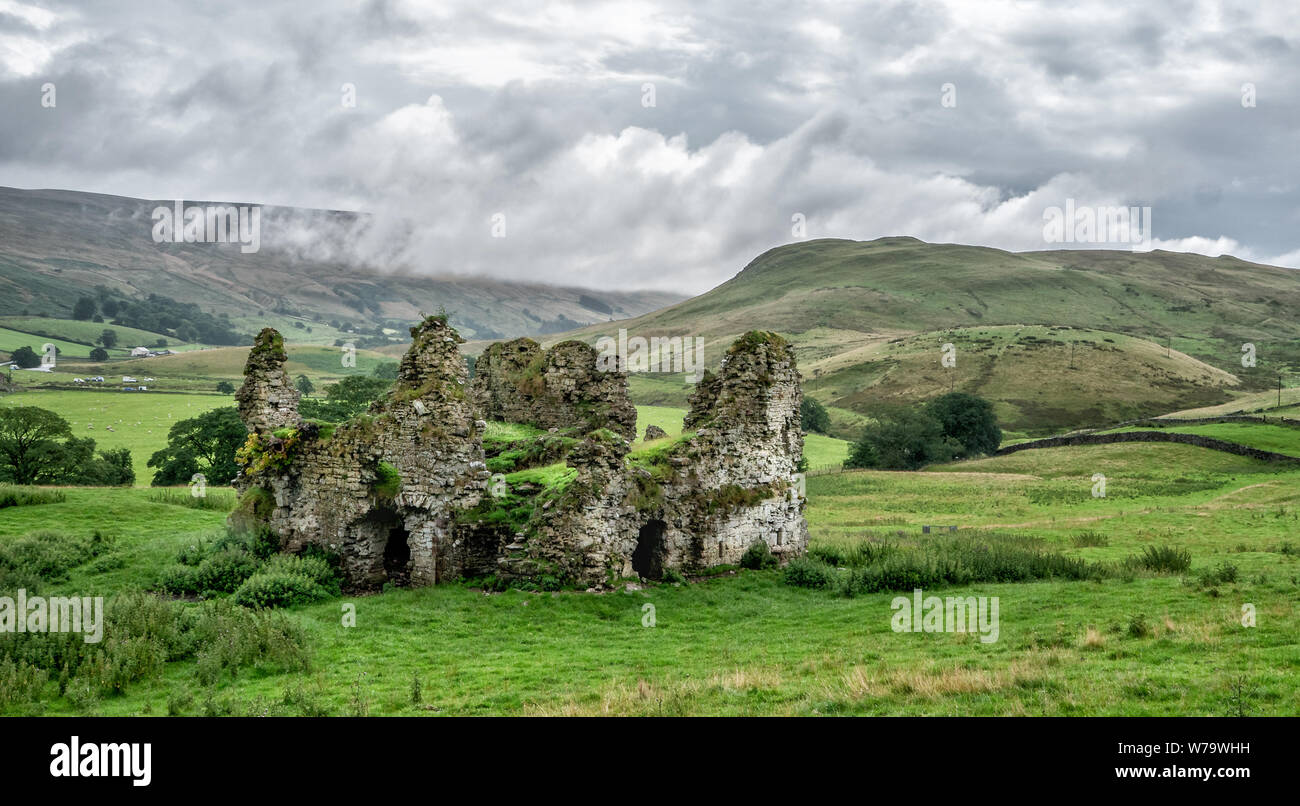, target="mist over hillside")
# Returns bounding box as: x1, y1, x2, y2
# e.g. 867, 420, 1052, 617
0, 186, 684, 342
